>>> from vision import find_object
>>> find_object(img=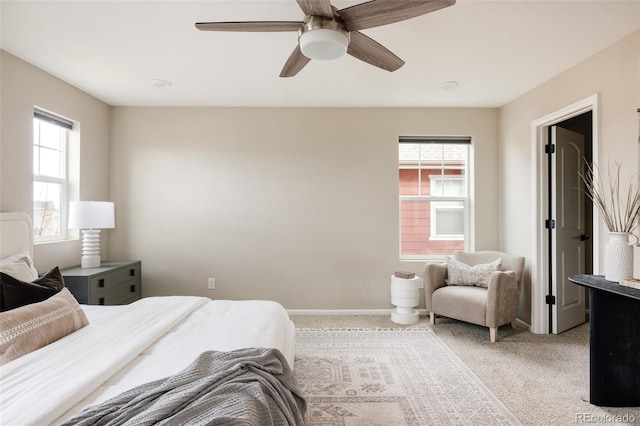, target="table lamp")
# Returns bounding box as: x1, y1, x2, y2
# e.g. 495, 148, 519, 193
68, 201, 115, 268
